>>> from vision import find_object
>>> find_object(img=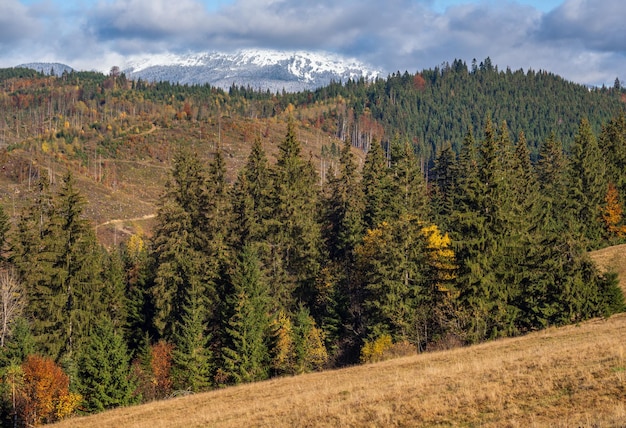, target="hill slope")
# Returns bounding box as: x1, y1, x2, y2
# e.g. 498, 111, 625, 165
590, 244, 626, 294
52, 313, 626, 427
